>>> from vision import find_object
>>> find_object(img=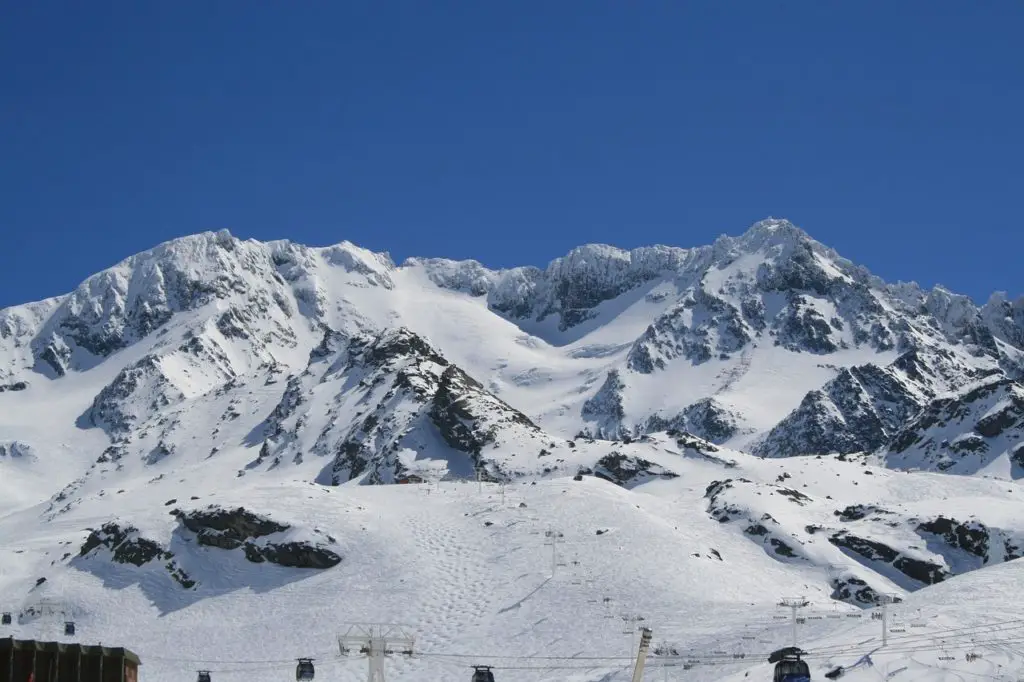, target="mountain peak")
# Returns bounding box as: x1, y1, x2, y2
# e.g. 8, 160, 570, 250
738, 217, 811, 246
